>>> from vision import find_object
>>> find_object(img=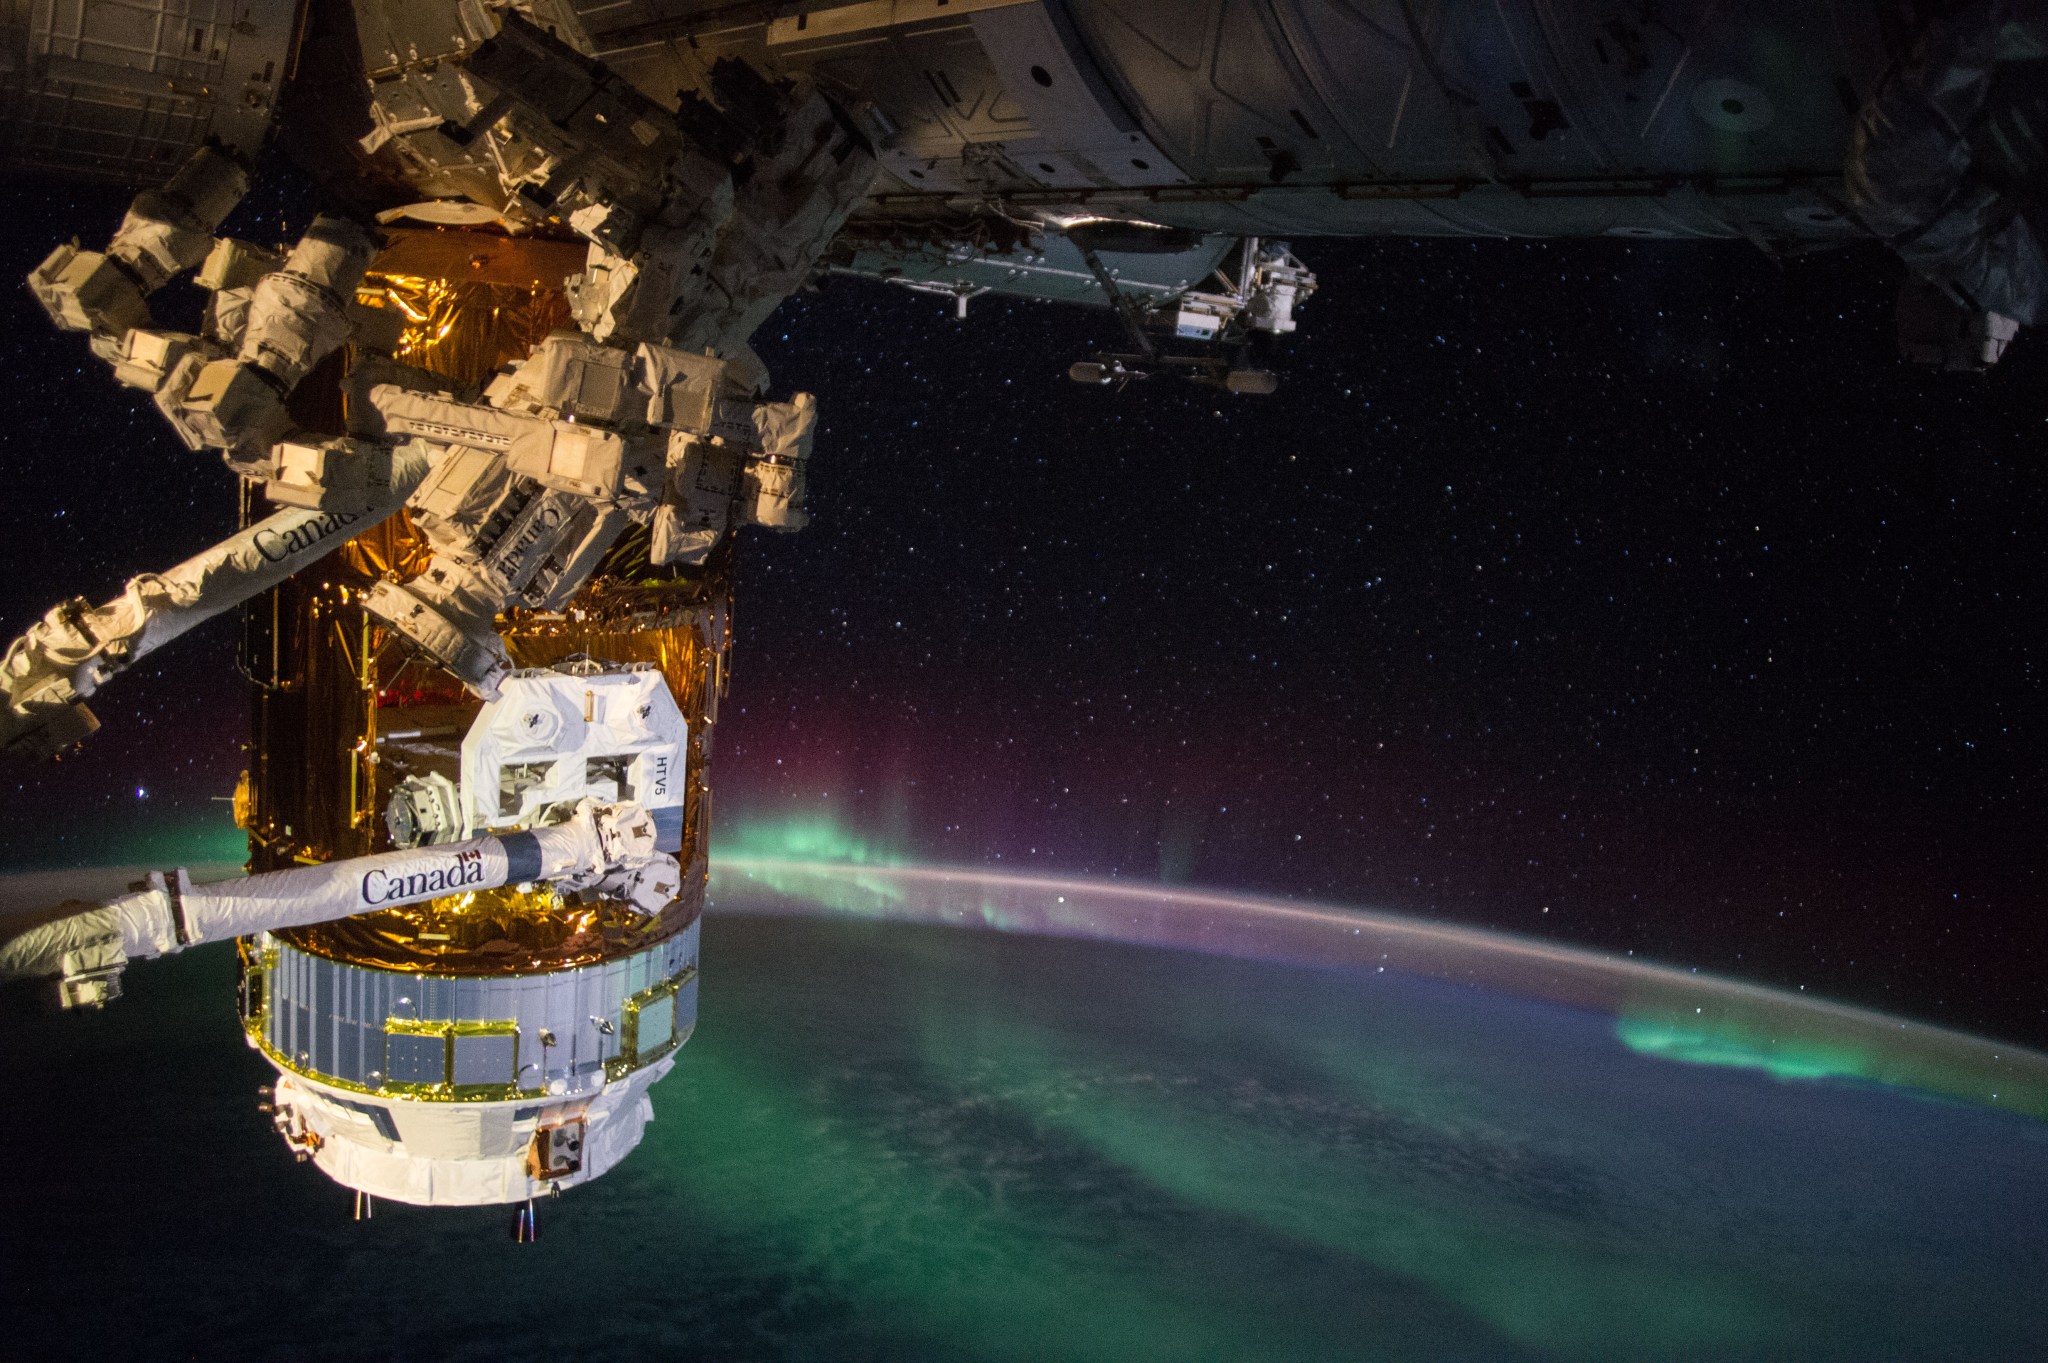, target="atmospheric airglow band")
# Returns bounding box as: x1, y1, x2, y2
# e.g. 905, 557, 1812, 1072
709, 858, 2048, 1119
